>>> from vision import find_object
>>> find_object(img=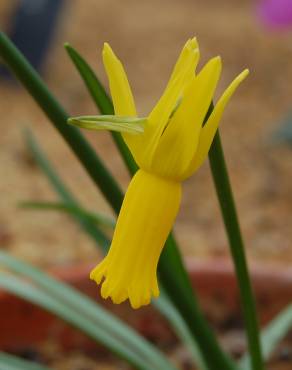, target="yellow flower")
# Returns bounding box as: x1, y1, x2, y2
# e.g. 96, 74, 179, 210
69, 38, 248, 309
